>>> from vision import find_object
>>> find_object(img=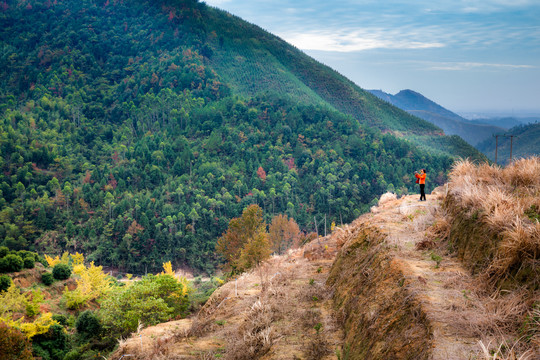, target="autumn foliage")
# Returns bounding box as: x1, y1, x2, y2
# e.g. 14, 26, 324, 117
256, 166, 267, 181
0, 323, 33, 360
268, 214, 300, 254
217, 204, 270, 273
